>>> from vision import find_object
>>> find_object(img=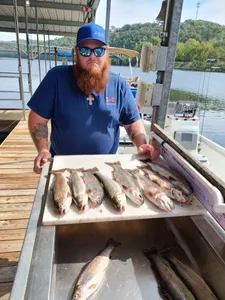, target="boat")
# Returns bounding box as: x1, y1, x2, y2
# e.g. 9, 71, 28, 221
119, 100, 210, 166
